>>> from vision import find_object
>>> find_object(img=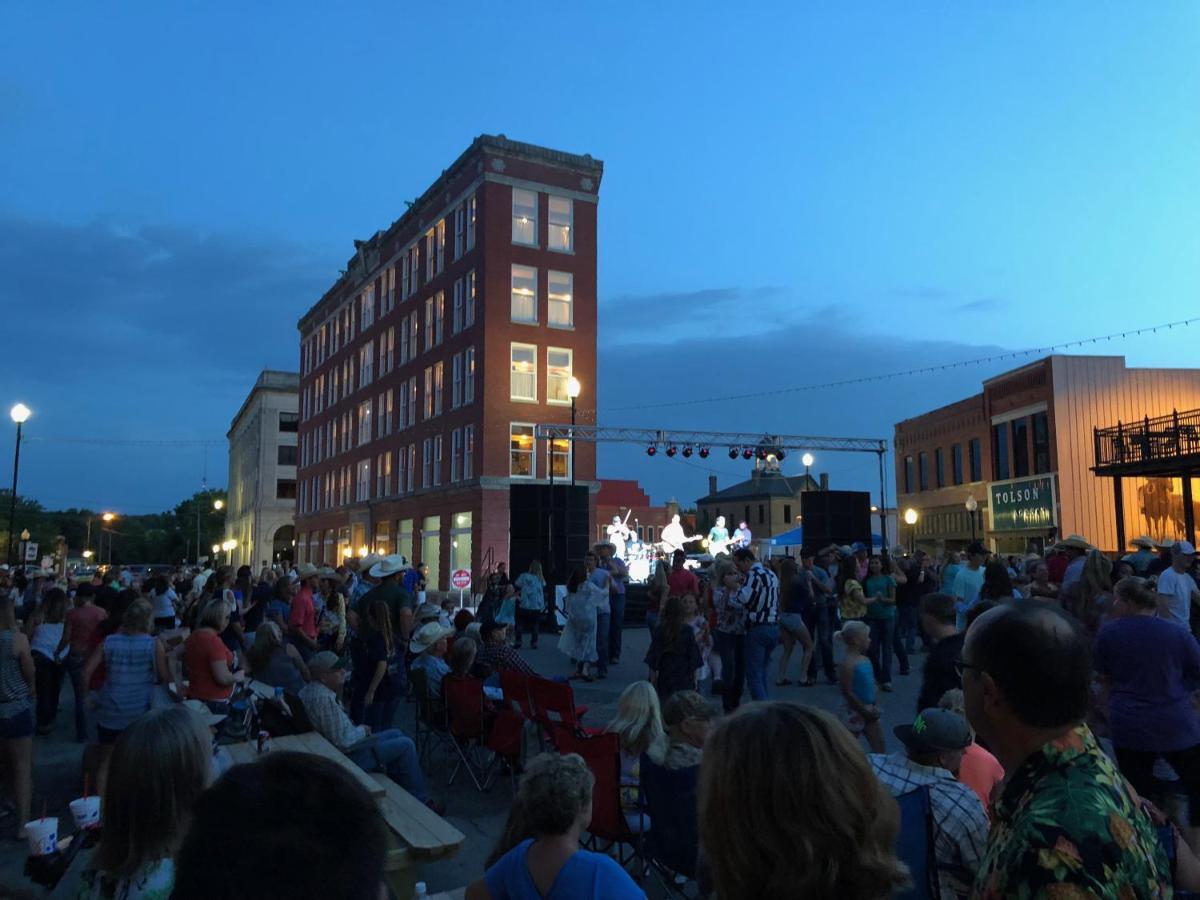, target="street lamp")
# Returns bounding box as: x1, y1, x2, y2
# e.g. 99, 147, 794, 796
19, 528, 30, 571
7, 403, 31, 567
567, 377, 582, 487
801, 452, 814, 486
222, 538, 237, 565
213, 499, 224, 511
965, 494, 978, 542
903, 508, 919, 554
